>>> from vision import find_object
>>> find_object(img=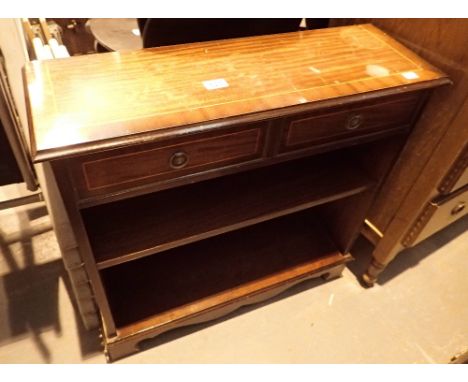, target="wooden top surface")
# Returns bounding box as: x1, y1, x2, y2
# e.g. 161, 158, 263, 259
24, 24, 448, 161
